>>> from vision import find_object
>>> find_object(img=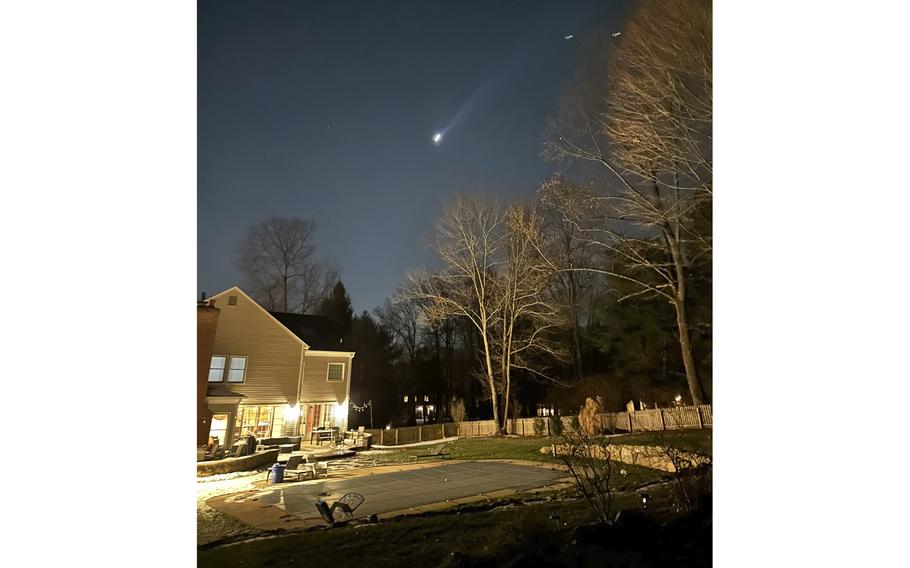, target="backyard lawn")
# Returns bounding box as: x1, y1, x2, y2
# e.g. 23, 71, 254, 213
199, 430, 712, 565
198, 480, 704, 567
392, 428, 712, 463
